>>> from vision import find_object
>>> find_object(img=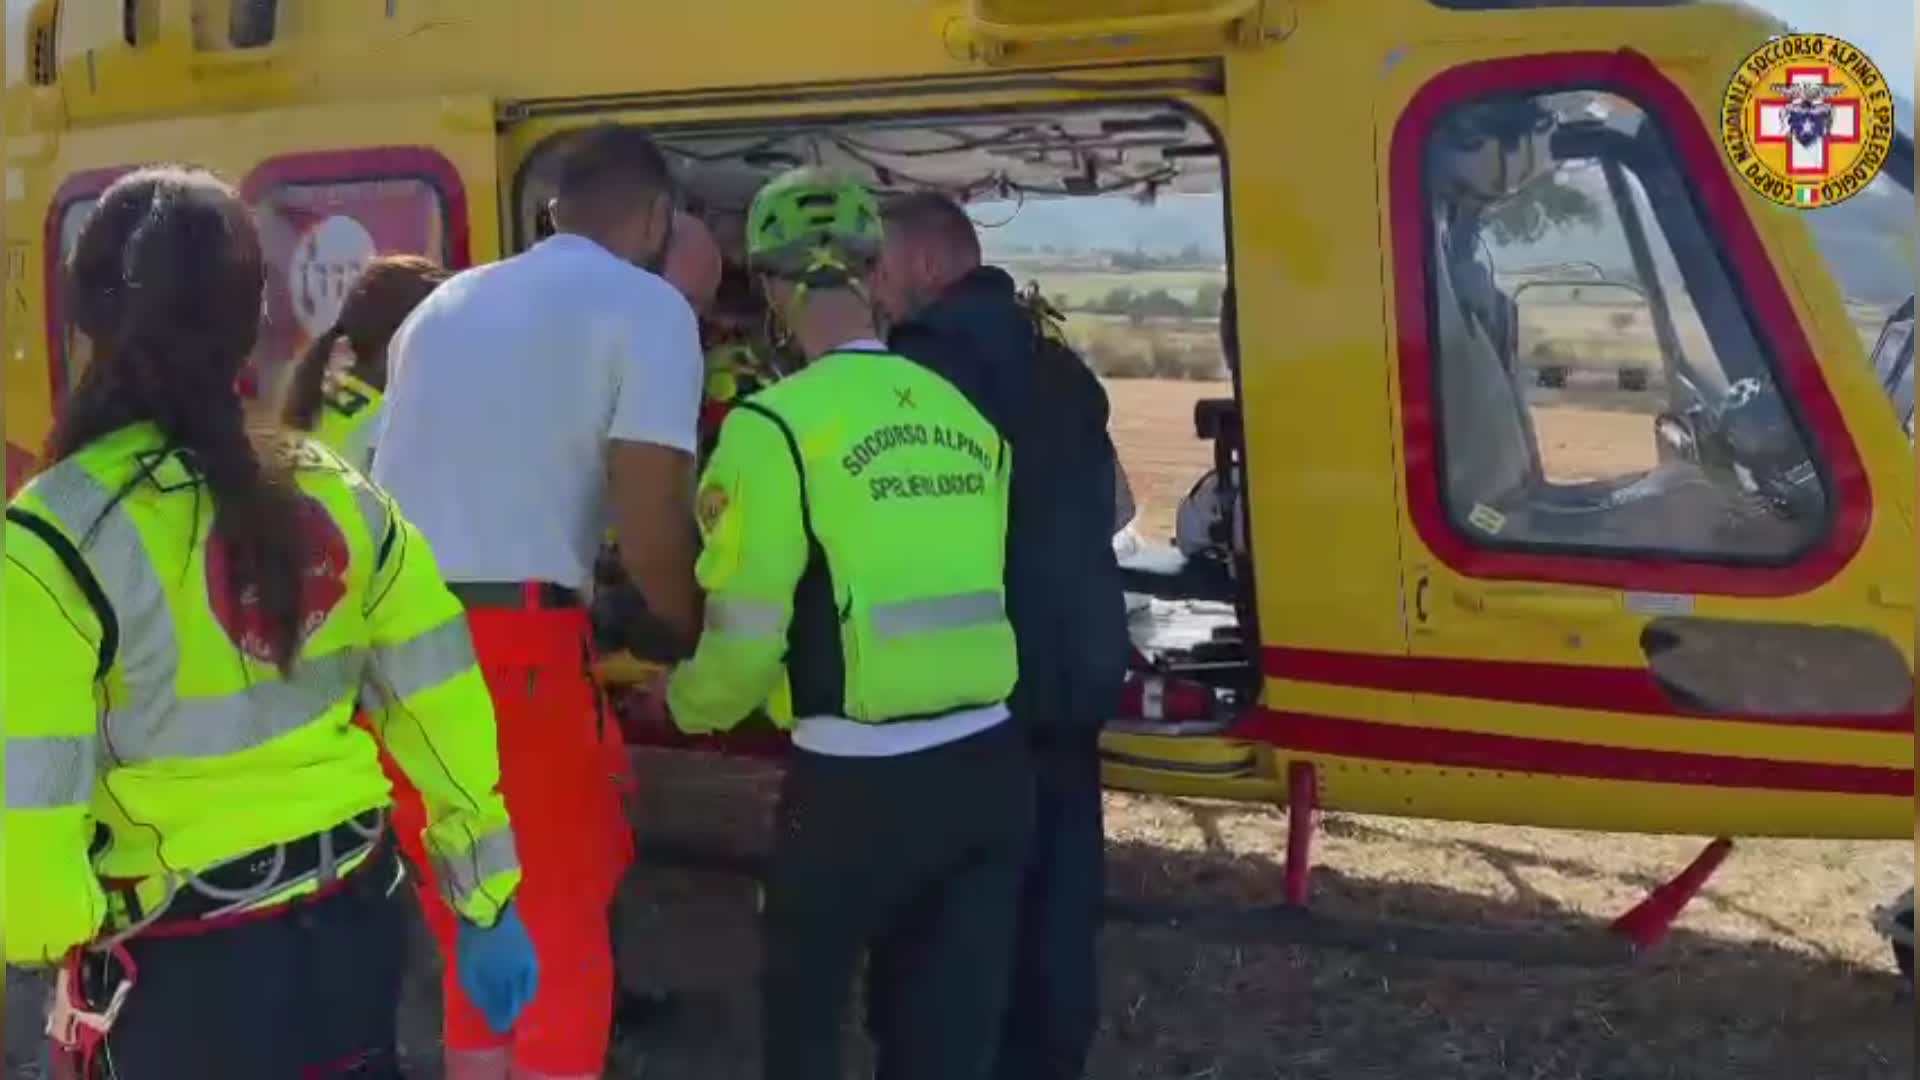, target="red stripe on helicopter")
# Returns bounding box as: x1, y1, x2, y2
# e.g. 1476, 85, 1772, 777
1263, 647, 1912, 733
1234, 709, 1911, 797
